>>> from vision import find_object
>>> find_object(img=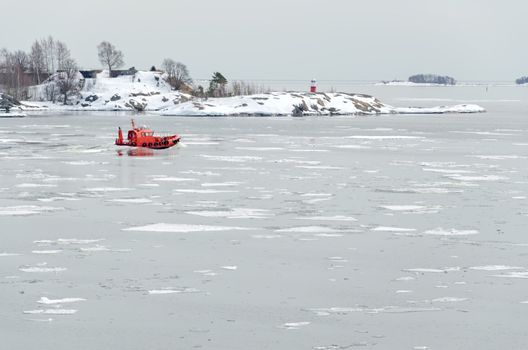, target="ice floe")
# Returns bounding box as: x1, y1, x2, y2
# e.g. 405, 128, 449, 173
295, 215, 357, 222
34, 238, 105, 245
0, 252, 21, 257
279, 321, 311, 330
185, 208, 270, 219
0, 205, 63, 216
200, 182, 243, 187
23, 309, 77, 315
395, 104, 485, 114
387, 187, 463, 194
491, 272, 528, 279
174, 189, 238, 194
346, 135, 425, 140
424, 228, 479, 236
473, 155, 526, 160
306, 306, 441, 316
31, 250, 63, 254
404, 267, 461, 273
395, 276, 415, 281
124, 223, 254, 233
469, 265, 524, 271
109, 198, 153, 204
371, 226, 417, 232
431, 297, 468, 303
15, 183, 57, 188
445, 174, 508, 181
150, 176, 197, 182
37, 297, 85, 305
276, 226, 344, 233
379, 205, 442, 214
19, 266, 67, 273
84, 187, 133, 192
148, 287, 199, 295
422, 168, 474, 174
235, 147, 284, 151
200, 155, 262, 162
